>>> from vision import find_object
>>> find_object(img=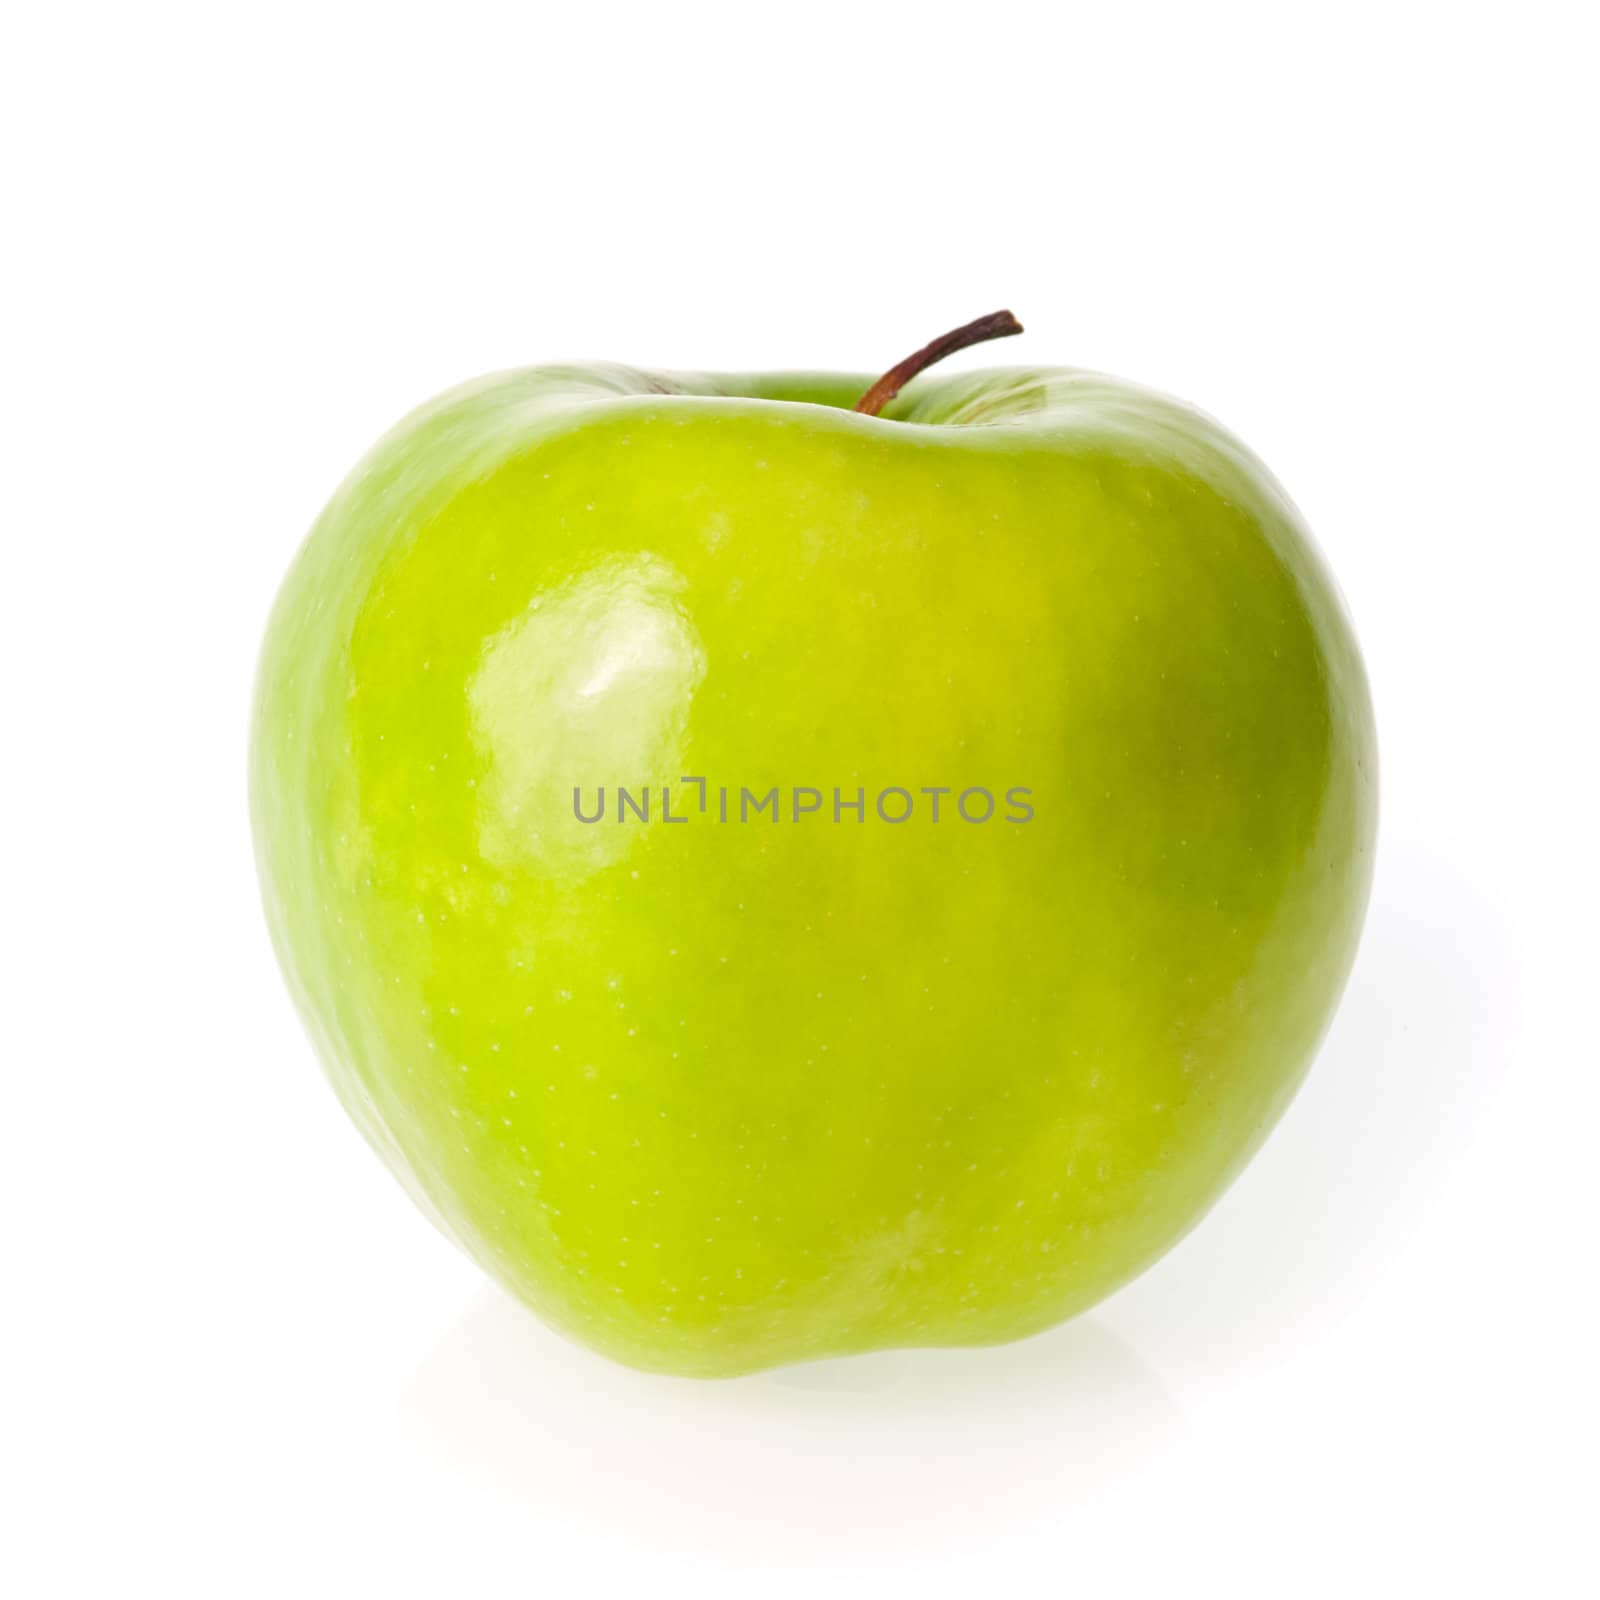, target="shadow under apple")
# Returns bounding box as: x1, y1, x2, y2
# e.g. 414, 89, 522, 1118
404, 1288, 1181, 1557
